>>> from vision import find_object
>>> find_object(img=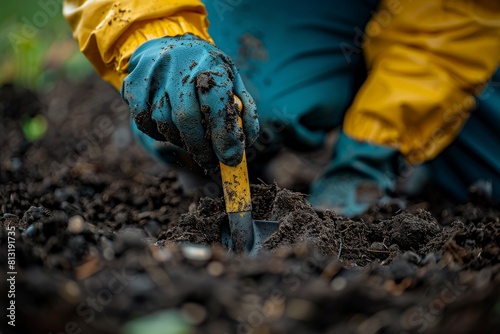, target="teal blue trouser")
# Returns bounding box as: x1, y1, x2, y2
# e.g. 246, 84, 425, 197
202, 0, 379, 155
428, 70, 500, 202
134, 0, 500, 202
